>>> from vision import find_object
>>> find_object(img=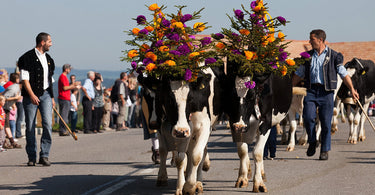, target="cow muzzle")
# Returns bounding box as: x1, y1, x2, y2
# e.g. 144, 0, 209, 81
232, 123, 247, 133
172, 127, 190, 138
